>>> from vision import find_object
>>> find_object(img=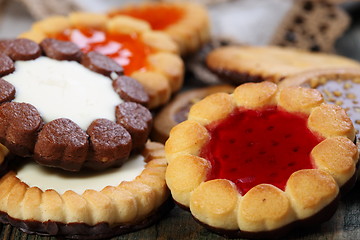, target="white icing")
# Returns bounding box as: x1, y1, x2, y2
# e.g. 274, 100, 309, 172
3, 57, 122, 130
16, 154, 146, 195
209, 0, 294, 45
